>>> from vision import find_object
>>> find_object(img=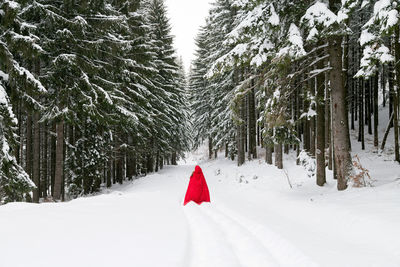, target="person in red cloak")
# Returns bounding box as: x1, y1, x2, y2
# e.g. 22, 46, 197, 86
183, 165, 210, 206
